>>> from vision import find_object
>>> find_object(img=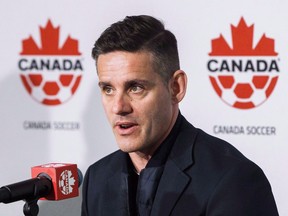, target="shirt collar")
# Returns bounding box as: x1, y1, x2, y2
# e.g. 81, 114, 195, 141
146, 111, 182, 168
